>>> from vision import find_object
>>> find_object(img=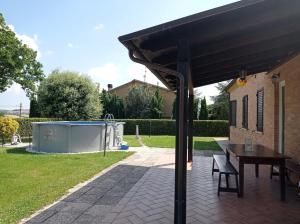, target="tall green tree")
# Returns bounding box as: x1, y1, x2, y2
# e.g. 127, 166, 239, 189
38, 70, 102, 120
0, 13, 43, 96
199, 97, 208, 120
193, 98, 199, 120
29, 97, 41, 117
209, 81, 229, 120
100, 90, 125, 119
126, 86, 151, 118
149, 88, 163, 118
